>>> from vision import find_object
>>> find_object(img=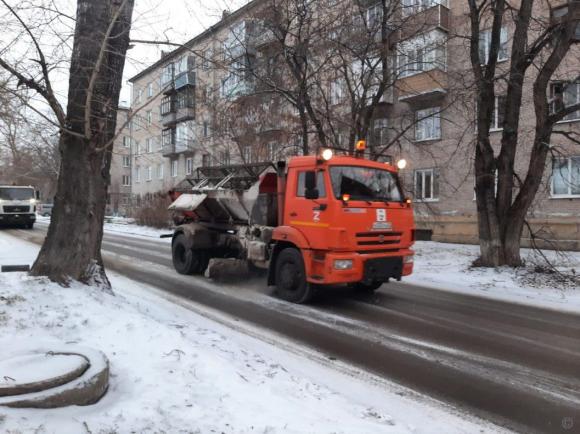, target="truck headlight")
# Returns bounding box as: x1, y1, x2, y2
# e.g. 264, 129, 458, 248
403, 255, 414, 264
334, 259, 353, 270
